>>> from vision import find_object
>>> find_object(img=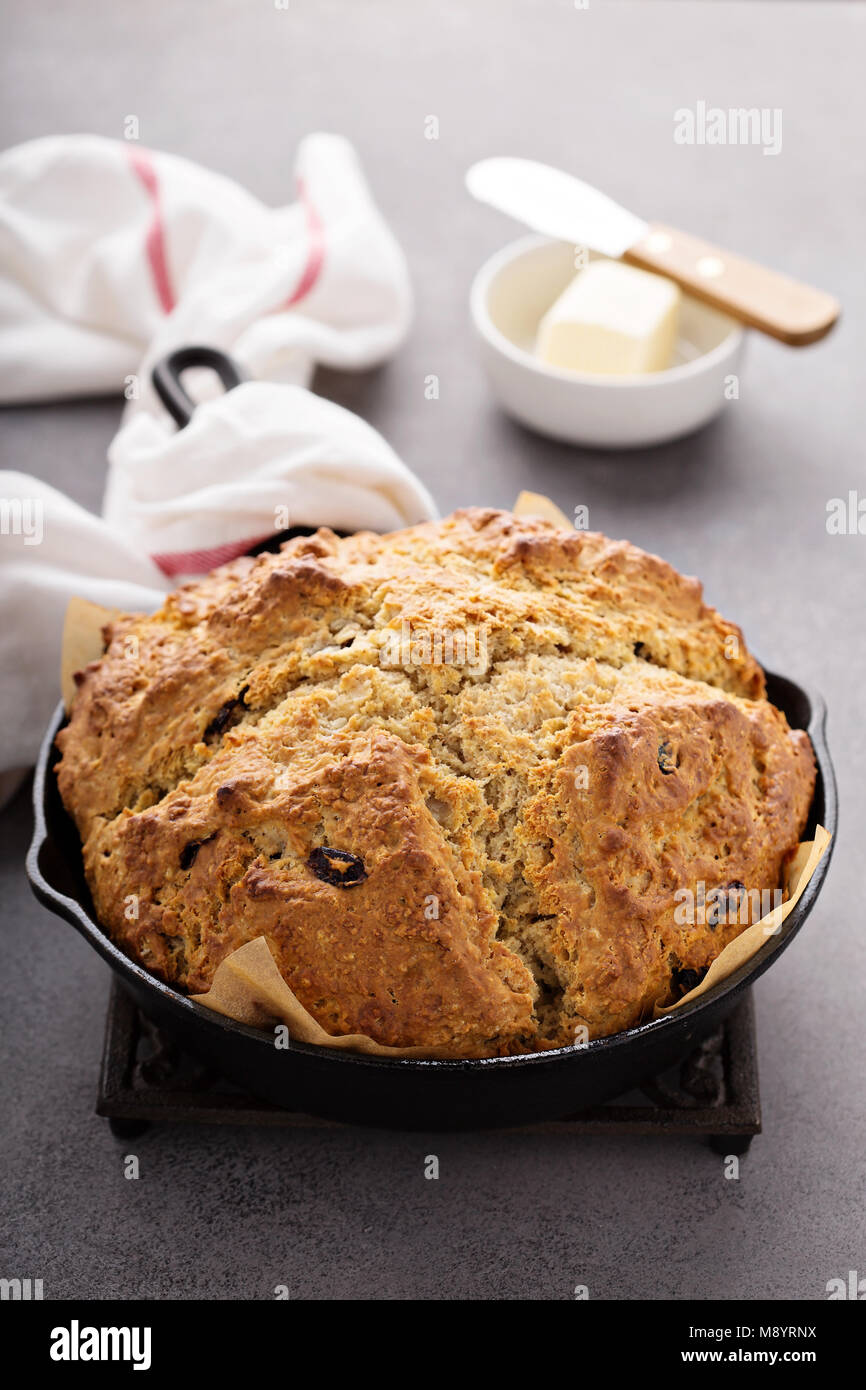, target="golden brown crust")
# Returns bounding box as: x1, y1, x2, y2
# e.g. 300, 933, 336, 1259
56, 509, 813, 1054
